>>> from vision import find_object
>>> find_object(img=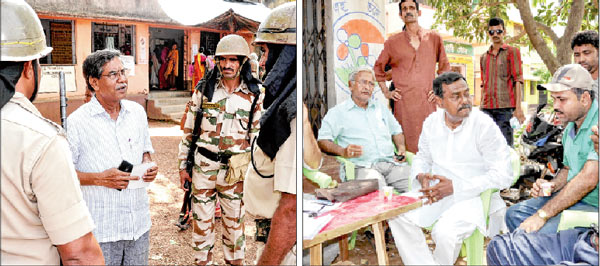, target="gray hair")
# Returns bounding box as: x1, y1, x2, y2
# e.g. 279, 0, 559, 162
348, 66, 376, 83
82, 49, 122, 92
